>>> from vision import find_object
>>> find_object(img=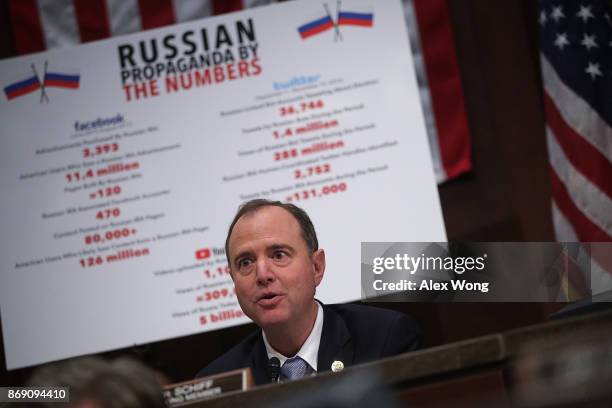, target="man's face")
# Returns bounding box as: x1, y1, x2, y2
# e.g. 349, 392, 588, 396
227, 206, 325, 329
